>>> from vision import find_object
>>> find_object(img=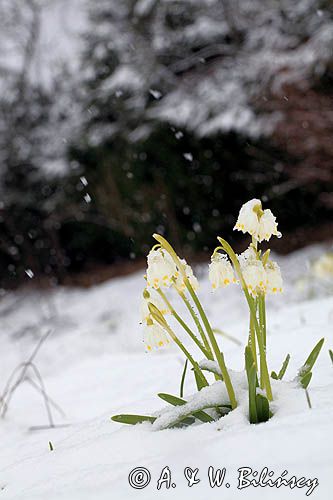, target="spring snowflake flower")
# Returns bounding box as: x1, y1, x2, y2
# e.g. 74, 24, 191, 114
209, 253, 235, 290
237, 245, 257, 267
174, 259, 199, 291
241, 259, 267, 297
146, 248, 178, 289
141, 291, 169, 324
234, 199, 281, 242
143, 323, 170, 352
257, 209, 281, 242
265, 260, 283, 294
234, 199, 261, 237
